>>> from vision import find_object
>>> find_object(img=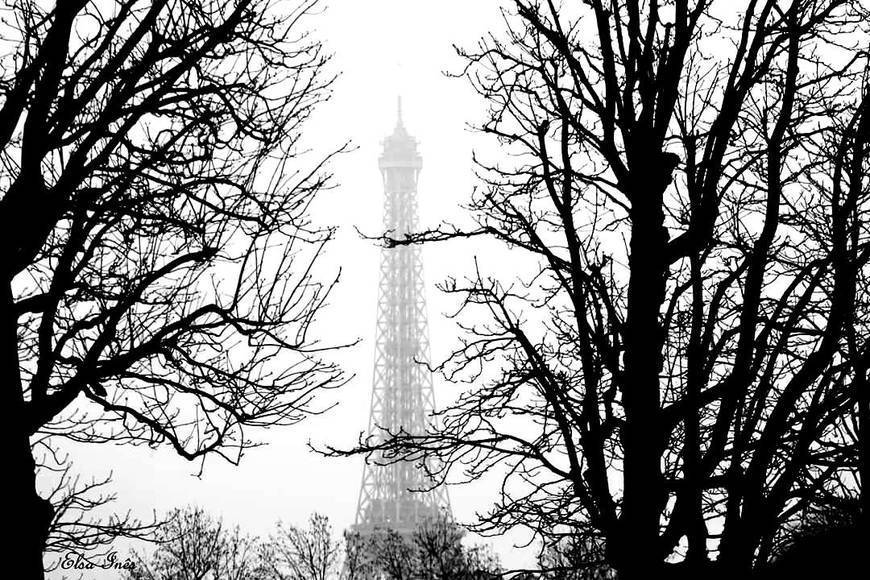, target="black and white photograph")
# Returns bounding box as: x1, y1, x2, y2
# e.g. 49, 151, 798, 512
1, 0, 868, 578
